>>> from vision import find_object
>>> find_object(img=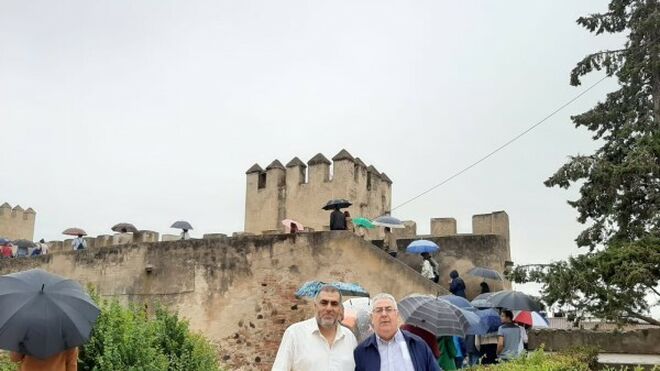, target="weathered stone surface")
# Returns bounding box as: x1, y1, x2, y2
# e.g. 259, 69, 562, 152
0, 201, 36, 241
0, 232, 446, 370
